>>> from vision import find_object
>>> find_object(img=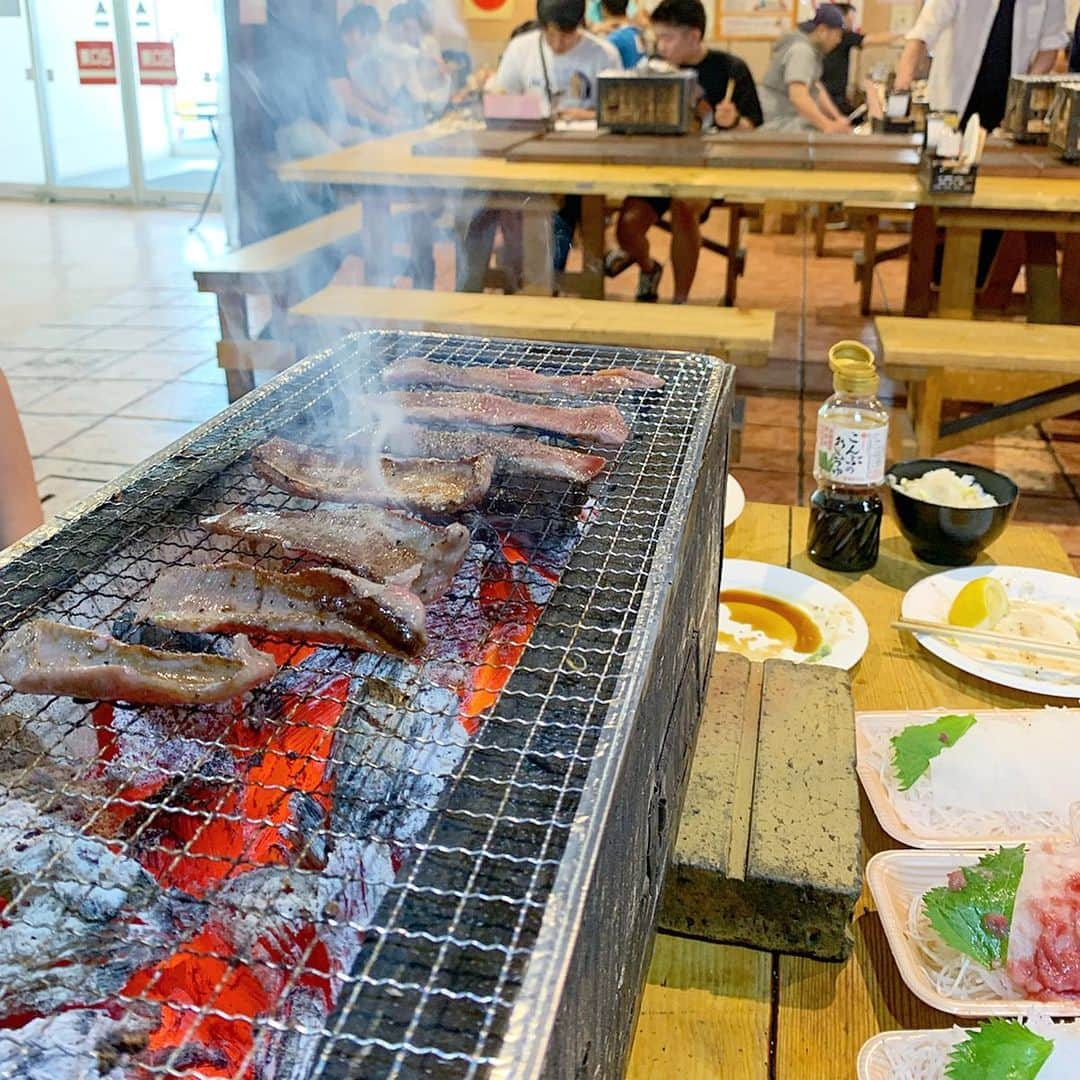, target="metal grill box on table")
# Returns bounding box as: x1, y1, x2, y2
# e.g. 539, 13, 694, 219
0, 331, 733, 1078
